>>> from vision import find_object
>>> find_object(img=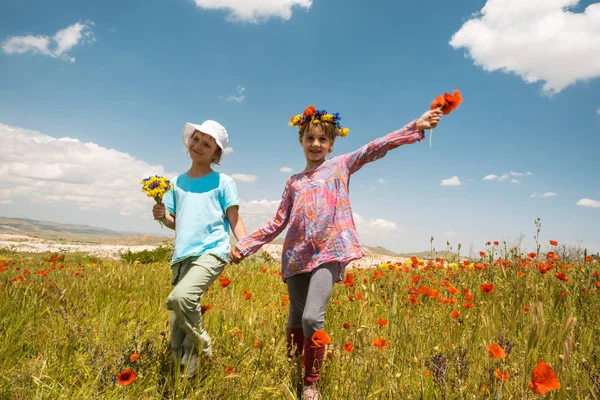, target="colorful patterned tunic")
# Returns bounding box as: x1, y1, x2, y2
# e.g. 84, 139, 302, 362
236, 121, 424, 281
